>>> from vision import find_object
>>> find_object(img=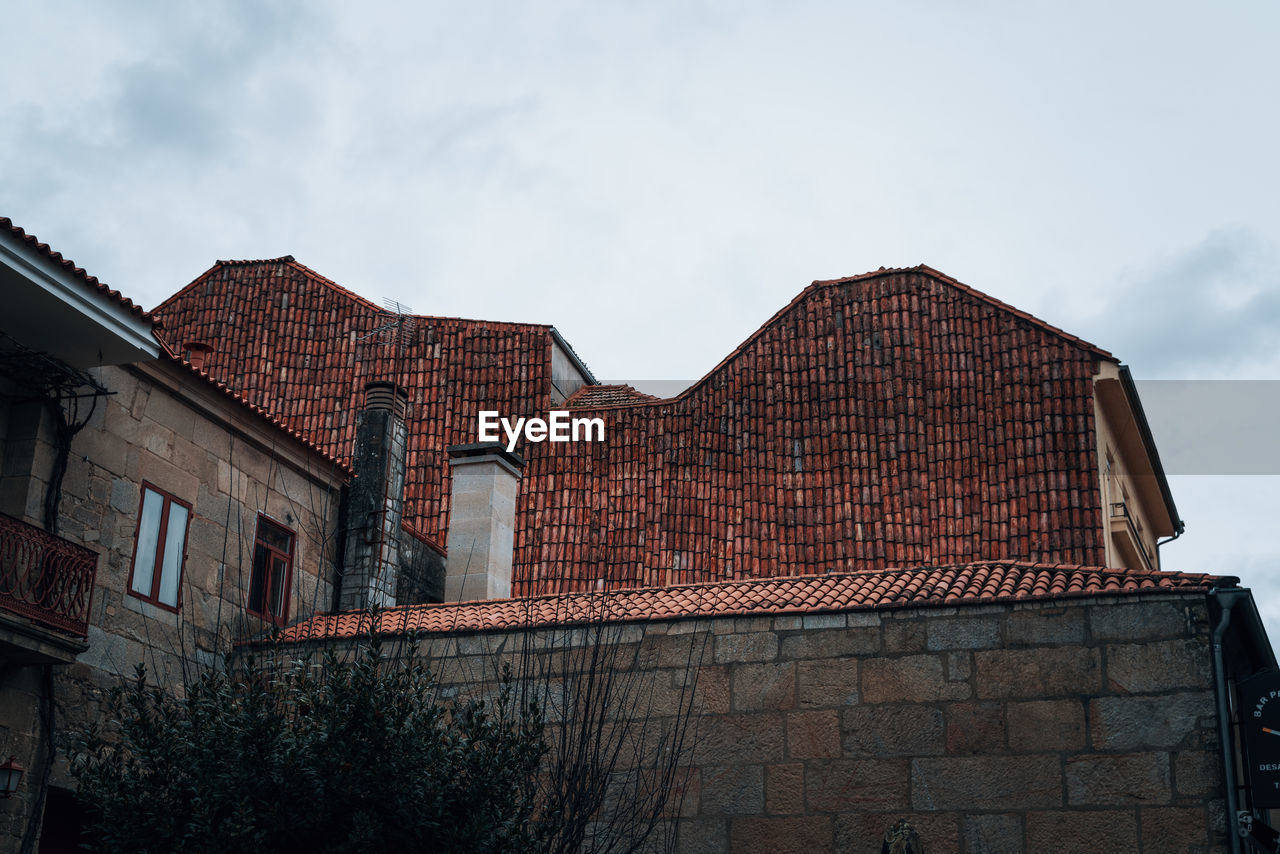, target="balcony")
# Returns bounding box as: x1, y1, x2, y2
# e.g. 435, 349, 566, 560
0, 512, 96, 661
1109, 501, 1156, 573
